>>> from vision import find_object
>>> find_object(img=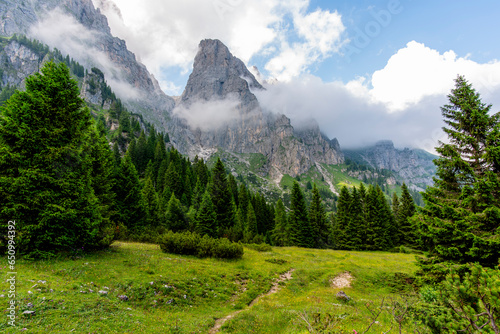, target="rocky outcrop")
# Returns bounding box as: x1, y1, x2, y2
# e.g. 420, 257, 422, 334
0, 0, 174, 126
168, 39, 343, 177
344, 140, 436, 189
0, 40, 44, 89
